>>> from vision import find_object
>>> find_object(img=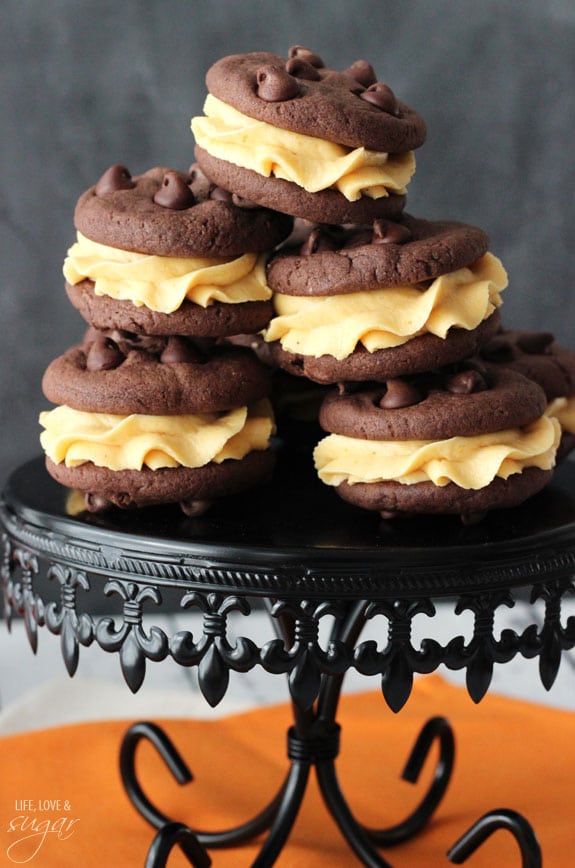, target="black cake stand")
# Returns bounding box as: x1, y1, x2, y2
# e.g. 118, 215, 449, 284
3, 451, 575, 866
